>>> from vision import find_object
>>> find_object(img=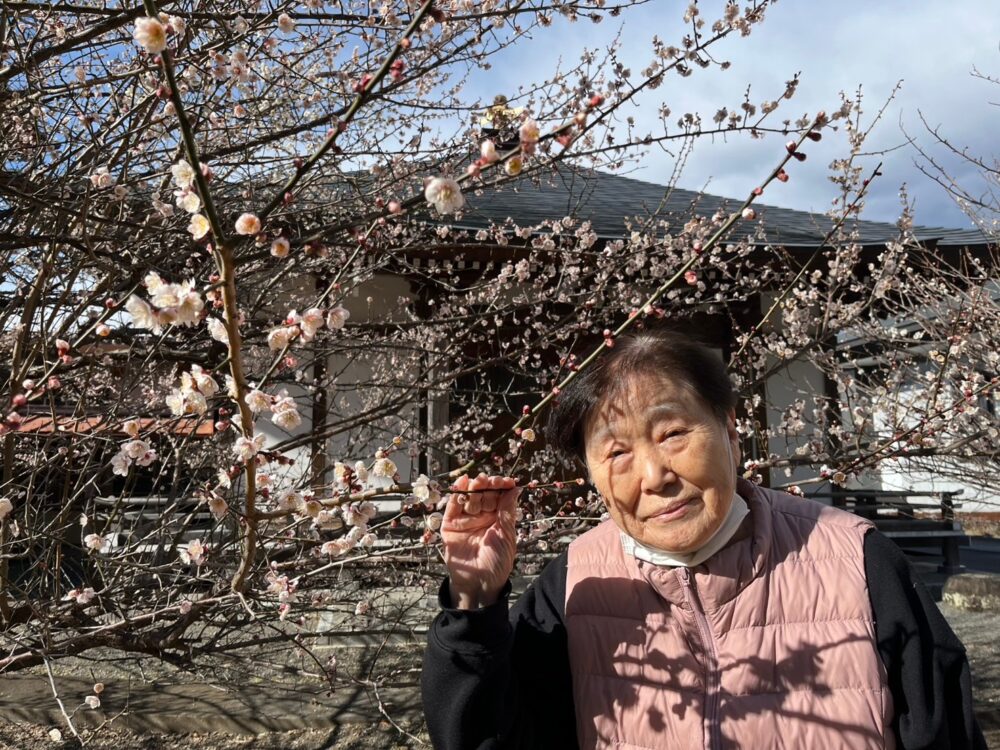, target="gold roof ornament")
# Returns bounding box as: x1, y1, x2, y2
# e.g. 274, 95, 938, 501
478, 95, 524, 130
